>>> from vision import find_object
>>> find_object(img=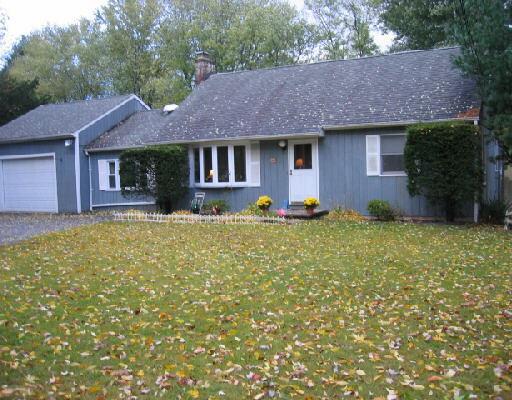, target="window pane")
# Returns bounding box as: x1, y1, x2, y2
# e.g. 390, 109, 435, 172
109, 175, 116, 189
381, 135, 406, 154
203, 147, 213, 183
109, 161, 116, 175
234, 146, 246, 182
382, 155, 404, 173
194, 148, 200, 183
294, 143, 312, 169
217, 146, 229, 182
